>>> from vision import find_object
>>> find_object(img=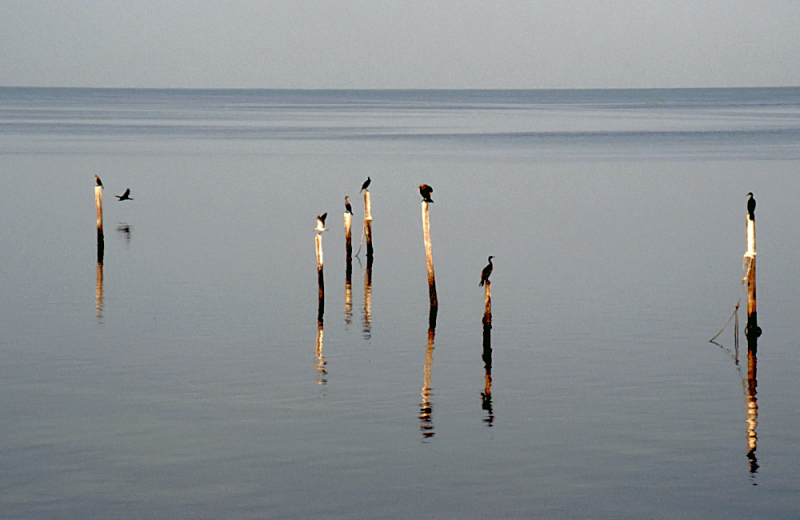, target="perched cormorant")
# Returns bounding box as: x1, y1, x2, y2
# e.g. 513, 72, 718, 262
115, 188, 133, 201
95, 175, 103, 189
419, 184, 434, 203
315, 212, 328, 232
360, 177, 371, 193
479, 256, 494, 287
344, 196, 353, 215
747, 192, 756, 221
